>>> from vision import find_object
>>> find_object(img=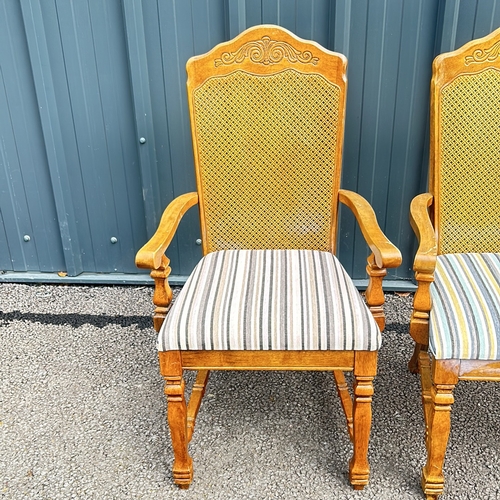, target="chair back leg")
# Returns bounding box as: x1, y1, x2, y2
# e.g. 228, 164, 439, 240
187, 370, 210, 442
333, 370, 354, 441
